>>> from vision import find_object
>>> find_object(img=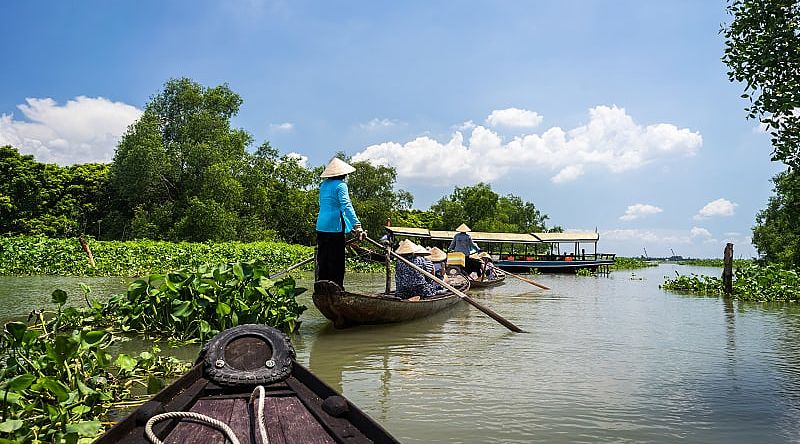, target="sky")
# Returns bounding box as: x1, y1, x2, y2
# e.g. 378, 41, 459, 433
0, 0, 784, 258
